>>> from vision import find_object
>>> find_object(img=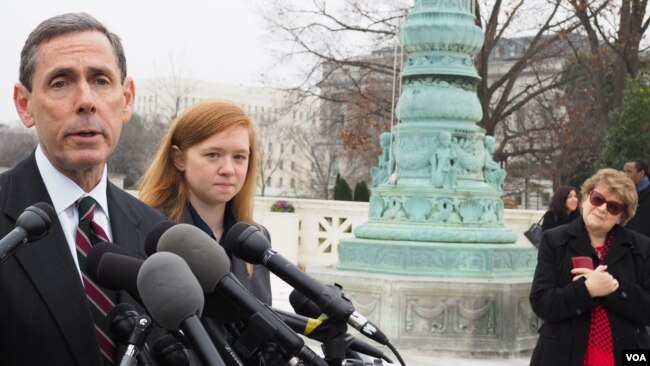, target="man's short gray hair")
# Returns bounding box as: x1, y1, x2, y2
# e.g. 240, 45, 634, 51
19, 12, 127, 91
